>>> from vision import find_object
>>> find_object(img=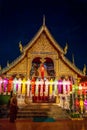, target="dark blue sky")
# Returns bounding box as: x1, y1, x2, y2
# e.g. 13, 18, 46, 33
0, 0, 87, 71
